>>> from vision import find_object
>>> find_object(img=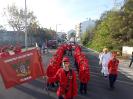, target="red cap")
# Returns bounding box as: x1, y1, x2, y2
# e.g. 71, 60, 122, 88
62, 56, 70, 62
